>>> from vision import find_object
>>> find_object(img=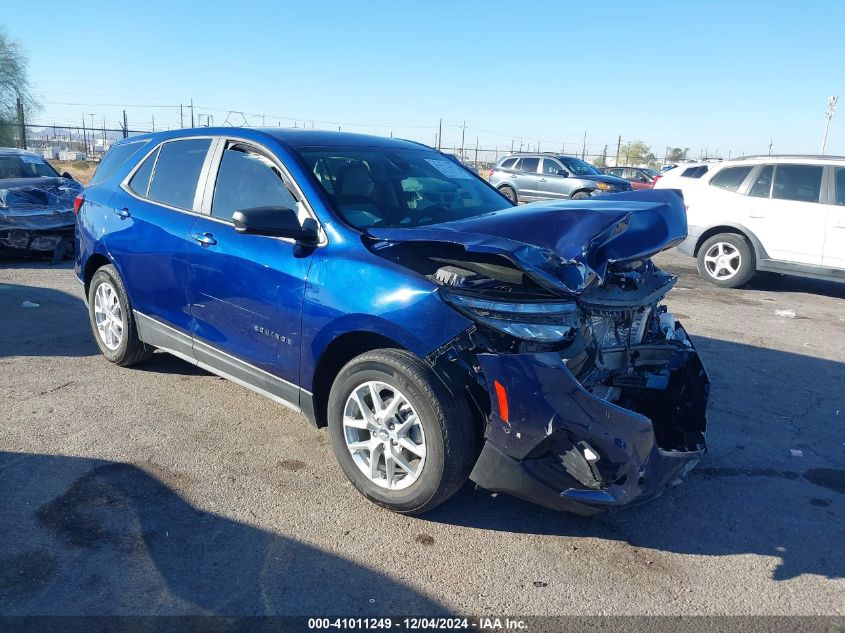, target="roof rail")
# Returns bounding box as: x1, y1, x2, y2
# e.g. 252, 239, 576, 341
731, 154, 845, 161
